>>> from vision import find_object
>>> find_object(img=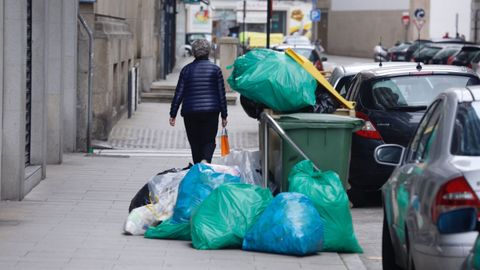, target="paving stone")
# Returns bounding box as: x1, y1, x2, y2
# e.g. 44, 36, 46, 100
0, 153, 362, 270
